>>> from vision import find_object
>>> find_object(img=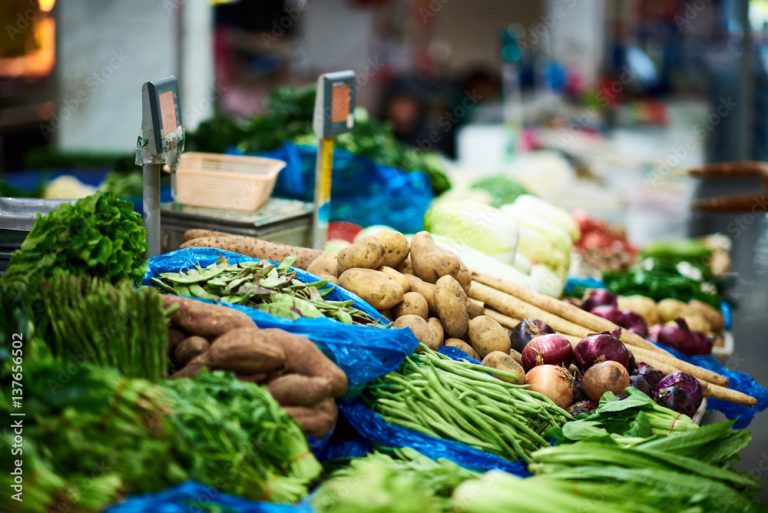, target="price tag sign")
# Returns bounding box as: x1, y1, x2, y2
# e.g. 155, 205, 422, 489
142, 77, 182, 155
313, 70, 356, 138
